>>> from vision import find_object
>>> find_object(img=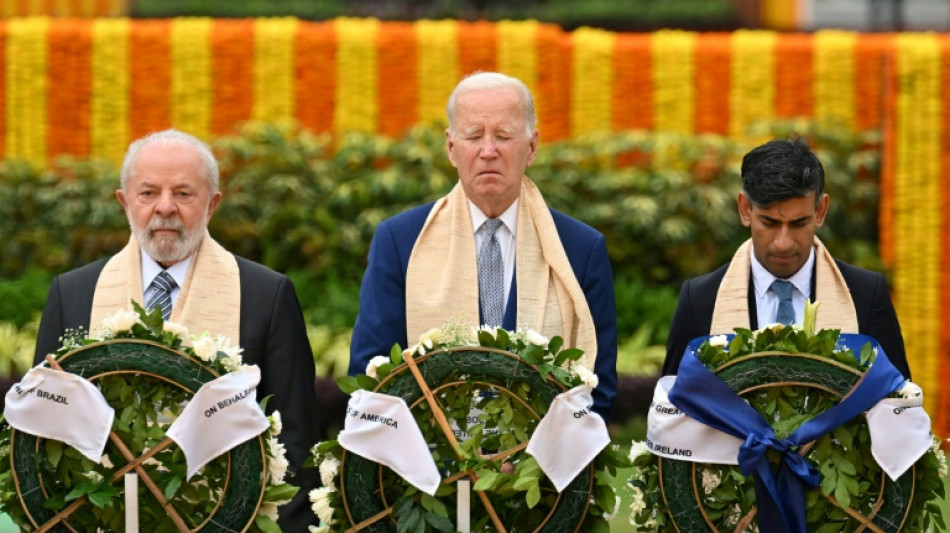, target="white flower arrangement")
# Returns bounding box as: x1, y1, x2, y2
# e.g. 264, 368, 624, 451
309, 486, 337, 524
364, 355, 390, 380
